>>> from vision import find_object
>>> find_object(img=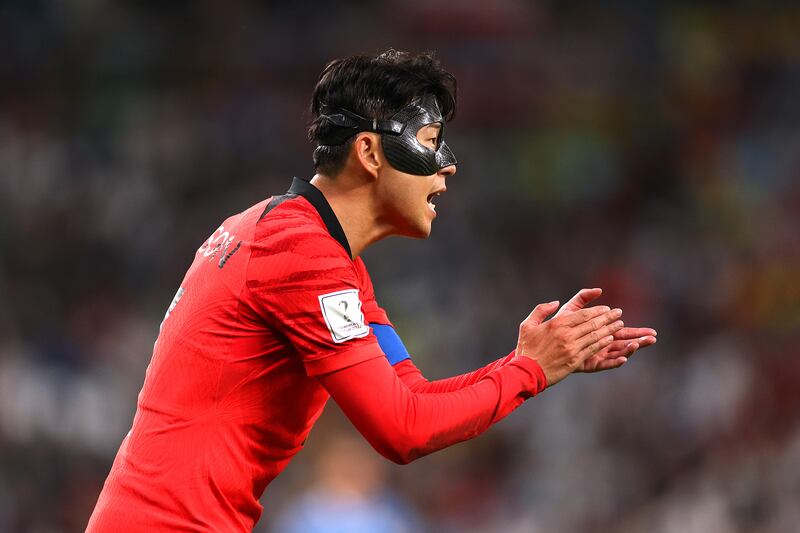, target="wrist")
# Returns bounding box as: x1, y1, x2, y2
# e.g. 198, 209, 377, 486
509, 355, 548, 393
